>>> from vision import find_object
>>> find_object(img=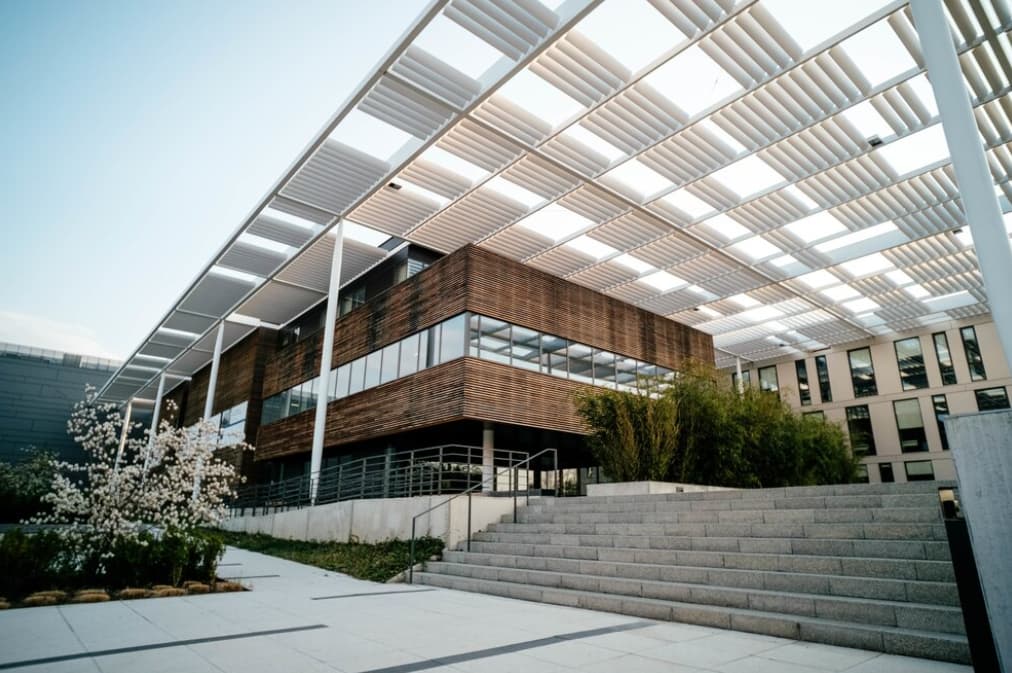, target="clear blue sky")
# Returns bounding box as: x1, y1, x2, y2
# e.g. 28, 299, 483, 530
0, 0, 427, 359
